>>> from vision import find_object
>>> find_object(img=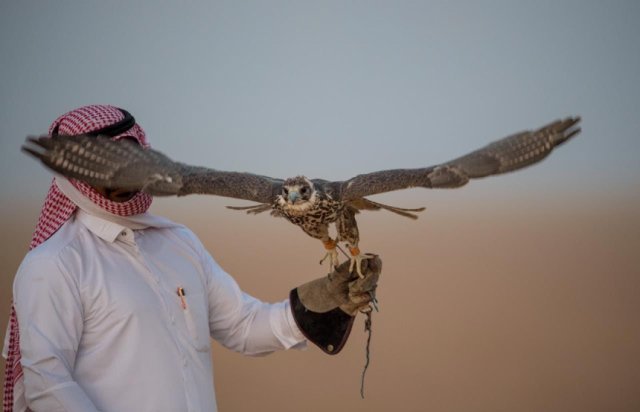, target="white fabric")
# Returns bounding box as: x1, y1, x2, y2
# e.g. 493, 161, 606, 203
11, 208, 305, 412
54, 176, 167, 230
